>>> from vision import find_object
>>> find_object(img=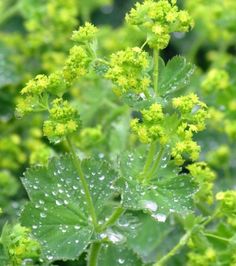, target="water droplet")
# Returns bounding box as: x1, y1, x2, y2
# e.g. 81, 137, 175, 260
56, 199, 63, 206
118, 258, 125, 264
40, 212, 47, 218
141, 200, 158, 212
74, 225, 80, 230
98, 153, 104, 159
99, 175, 105, 181
152, 213, 167, 222
106, 229, 126, 244
46, 255, 53, 260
